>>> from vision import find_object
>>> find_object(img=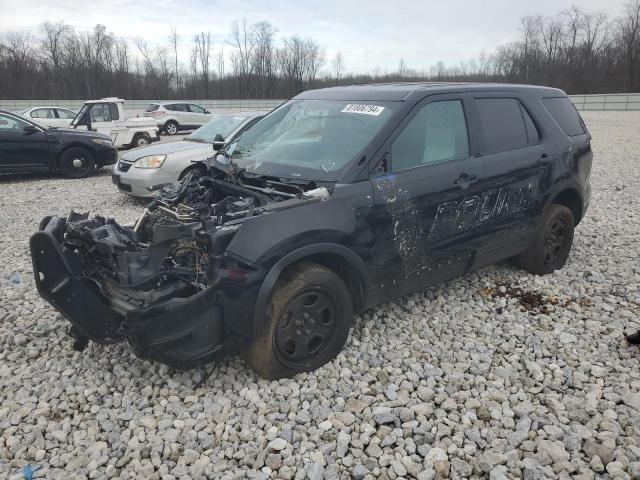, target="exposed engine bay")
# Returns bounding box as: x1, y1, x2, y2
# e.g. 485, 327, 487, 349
55, 164, 329, 316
